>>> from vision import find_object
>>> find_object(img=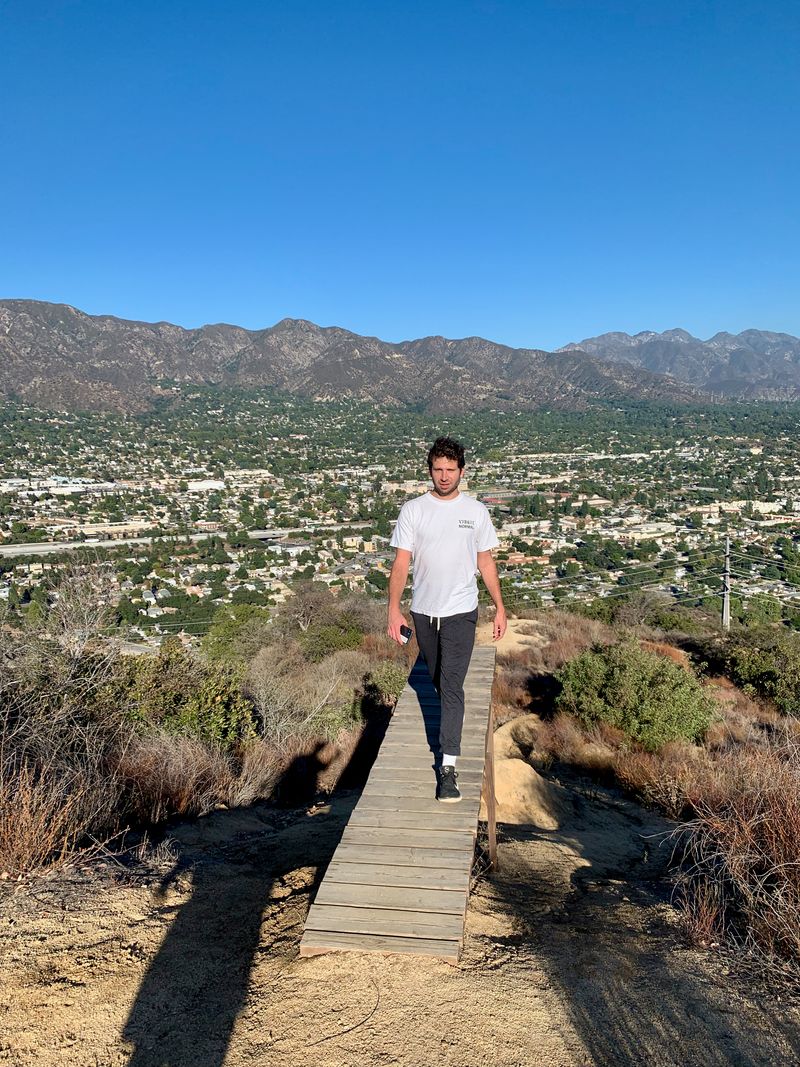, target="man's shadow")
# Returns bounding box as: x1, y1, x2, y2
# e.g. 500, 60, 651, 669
122, 717, 386, 1067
